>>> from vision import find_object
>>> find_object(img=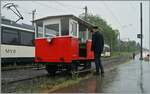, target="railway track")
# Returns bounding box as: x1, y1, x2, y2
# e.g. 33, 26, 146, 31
2, 64, 45, 71
2, 66, 92, 85
2, 55, 129, 84
2, 67, 47, 84
2, 55, 130, 93
2, 74, 48, 85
